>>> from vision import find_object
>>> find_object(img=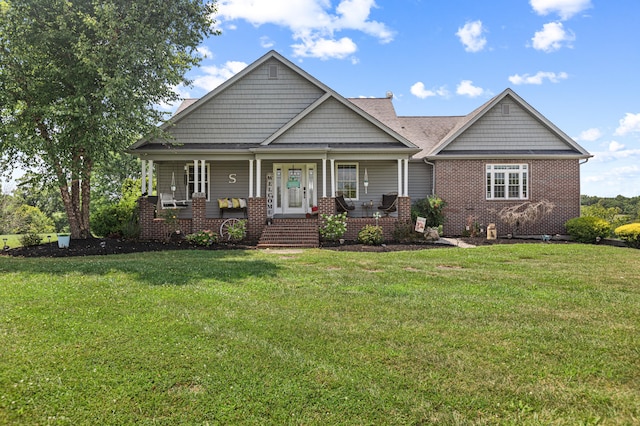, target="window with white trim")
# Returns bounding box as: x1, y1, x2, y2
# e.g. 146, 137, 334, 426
185, 163, 210, 201
486, 164, 528, 200
336, 163, 358, 199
